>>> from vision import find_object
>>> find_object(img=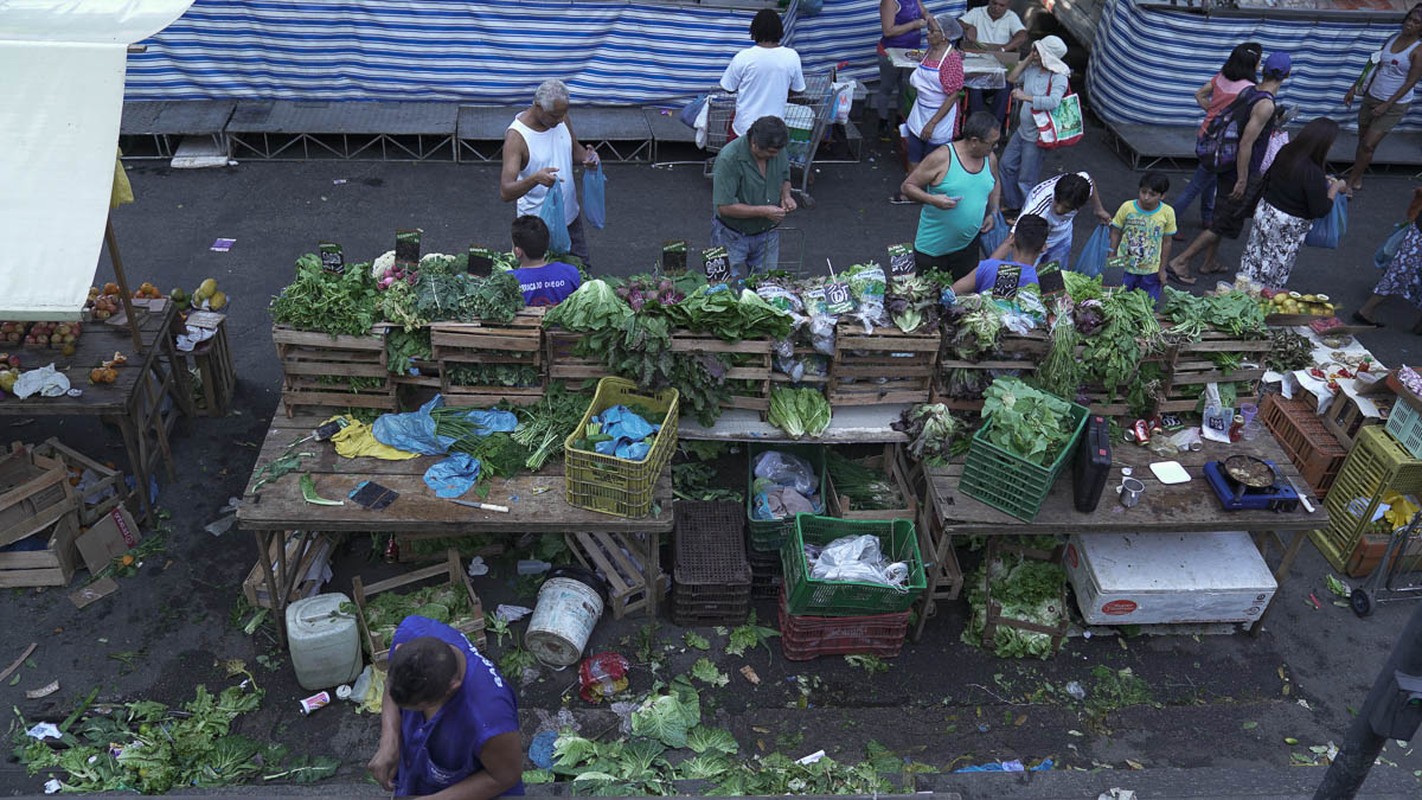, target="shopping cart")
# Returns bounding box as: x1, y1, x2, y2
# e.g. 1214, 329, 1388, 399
702, 69, 849, 209
1351, 509, 1422, 617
